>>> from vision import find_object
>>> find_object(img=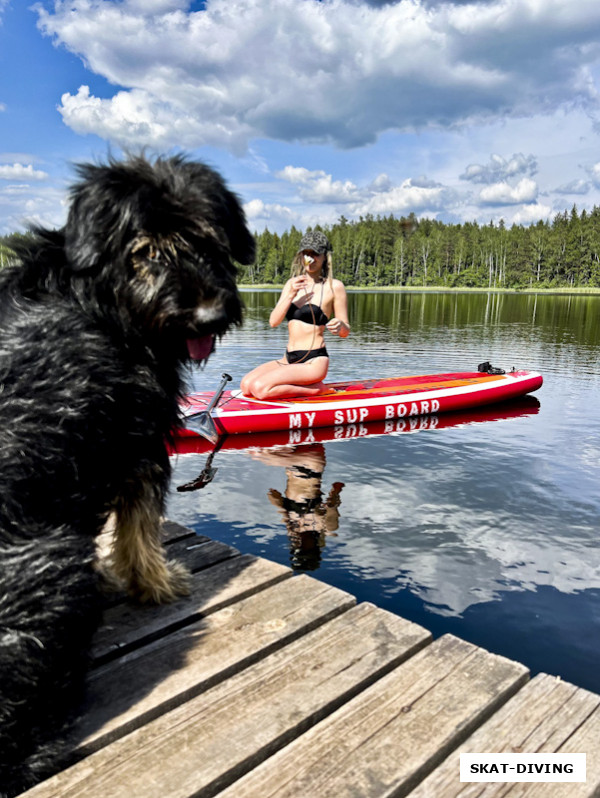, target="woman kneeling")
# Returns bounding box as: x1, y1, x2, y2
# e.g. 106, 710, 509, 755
241, 231, 350, 400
